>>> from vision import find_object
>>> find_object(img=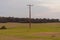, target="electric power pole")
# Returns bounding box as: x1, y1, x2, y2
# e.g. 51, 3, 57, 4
27, 4, 33, 29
